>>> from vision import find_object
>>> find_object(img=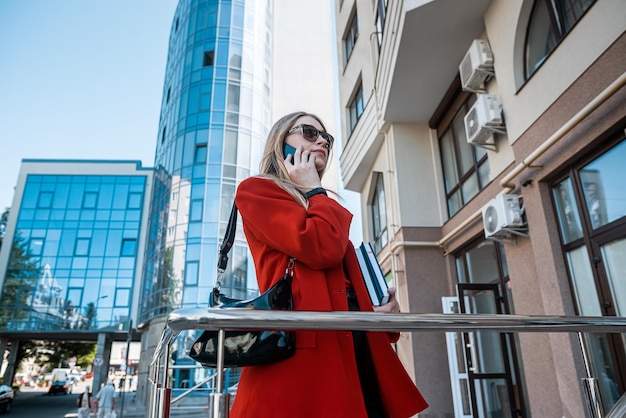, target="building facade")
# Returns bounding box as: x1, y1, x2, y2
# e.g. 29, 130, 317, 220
135, 0, 272, 404
0, 160, 153, 389
335, 0, 625, 416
